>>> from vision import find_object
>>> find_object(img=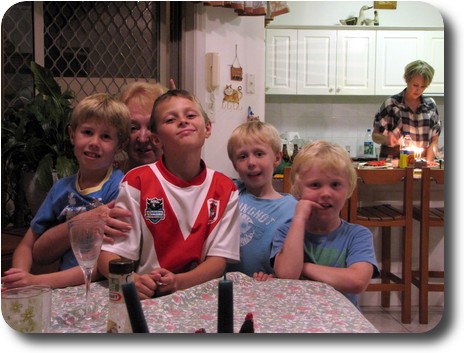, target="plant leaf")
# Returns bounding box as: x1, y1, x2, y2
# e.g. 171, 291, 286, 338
30, 61, 62, 98
55, 155, 78, 179
36, 155, 54, 190
24, 137, 53, 167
